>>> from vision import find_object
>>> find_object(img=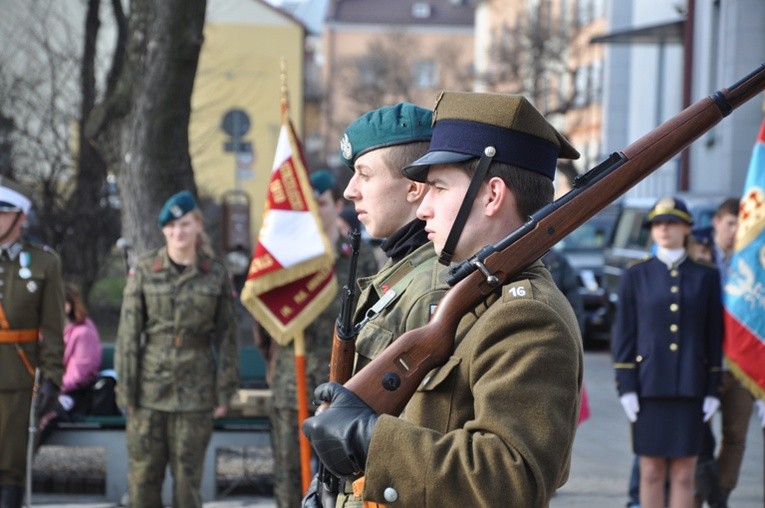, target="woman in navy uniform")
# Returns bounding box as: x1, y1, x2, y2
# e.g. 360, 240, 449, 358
612, 196, 723, 508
